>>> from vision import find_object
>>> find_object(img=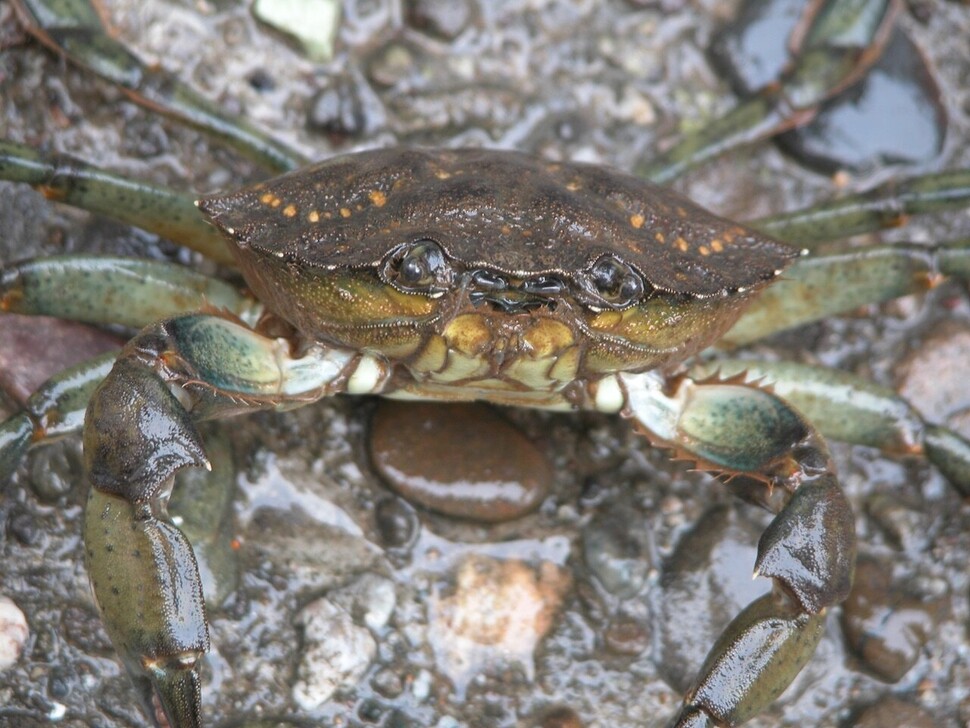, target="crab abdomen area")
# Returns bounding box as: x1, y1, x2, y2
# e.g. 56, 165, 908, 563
408, 292, 759, 391
224, 251, 760, 395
